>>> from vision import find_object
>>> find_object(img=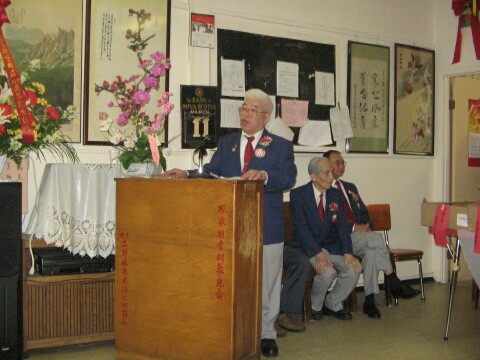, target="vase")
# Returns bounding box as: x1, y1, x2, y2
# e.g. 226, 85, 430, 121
121, 162, 162, 178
